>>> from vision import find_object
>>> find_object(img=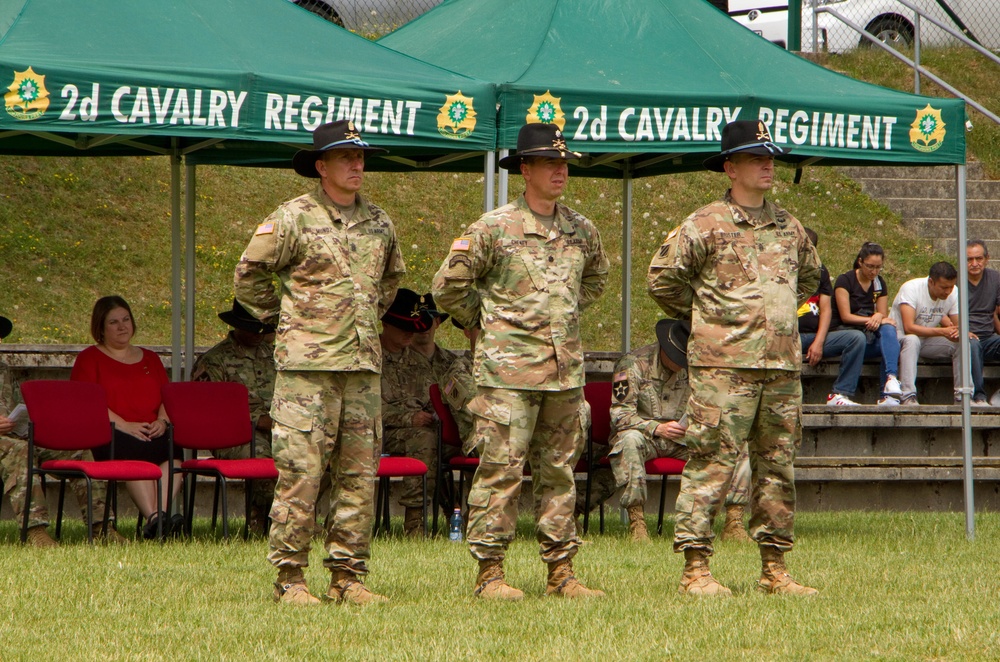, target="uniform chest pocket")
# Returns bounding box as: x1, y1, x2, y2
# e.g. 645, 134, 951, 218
716, 242, 758, 292
351, 231, 389, 280
495, 250, 541, 301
